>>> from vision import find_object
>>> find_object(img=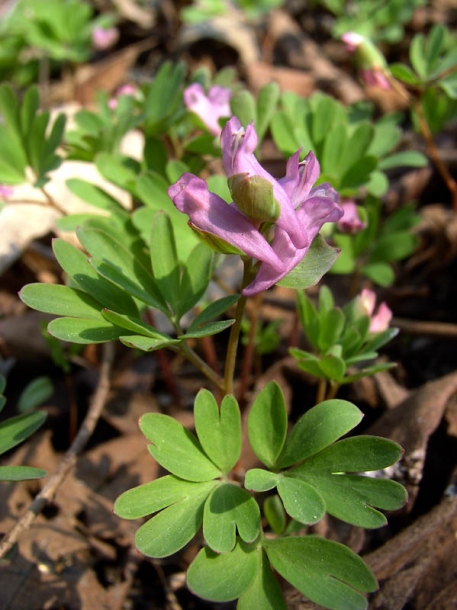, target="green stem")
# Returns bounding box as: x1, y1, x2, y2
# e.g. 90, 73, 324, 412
316, 378, 327, 404
173, 341, 225, 392
223, 258, 255, 396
